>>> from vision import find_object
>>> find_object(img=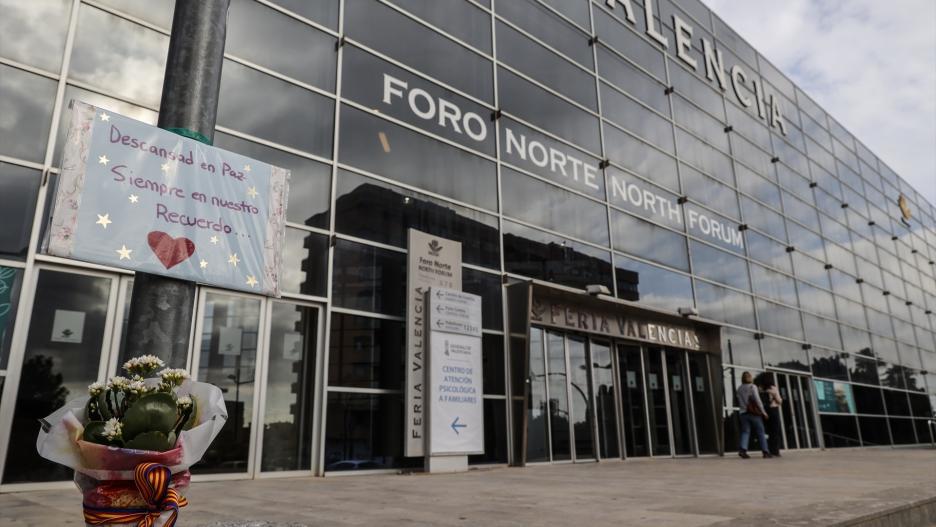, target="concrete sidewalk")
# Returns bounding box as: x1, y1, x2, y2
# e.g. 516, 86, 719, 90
1, 448, 934, 526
